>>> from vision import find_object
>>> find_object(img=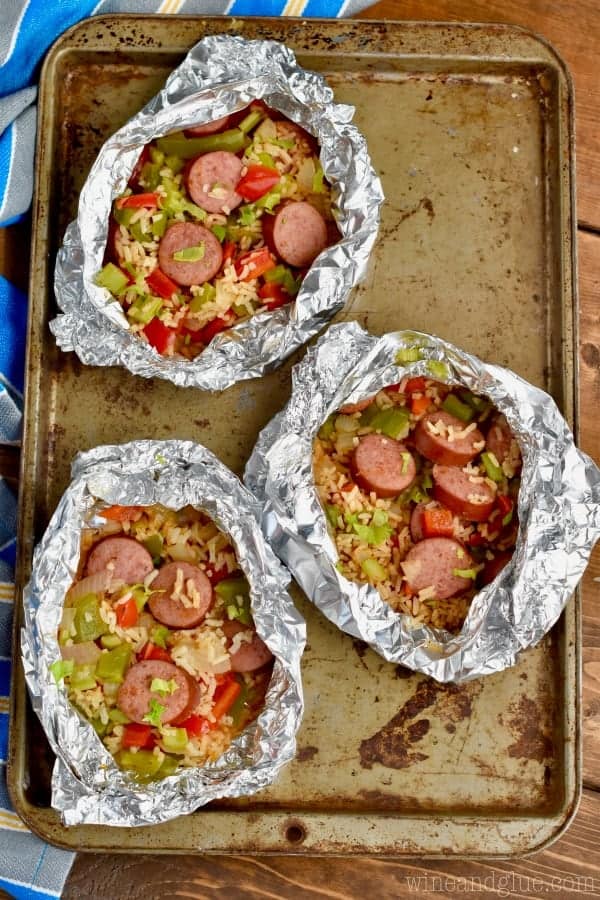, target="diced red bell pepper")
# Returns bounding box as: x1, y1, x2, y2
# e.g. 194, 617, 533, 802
405, 377, 427, 394
122, 723, 154, 749
143, 317, 177, 355
139, 642, 172, 663
422, 507, 454, 539
128, 145, 151, 189
115, 192, 160, 210
468, 531, 486, 547
236, 165, 280, 201
496, 495, 513, 518
341, 482, 356, 493
258, 282, 290, 311
411, 394, 430, 416
181, 714, 211, 738
102, 505, 143, 522
146, 267, 179, 299
193, 312, 235, 346
235, 247, 276, 282
385, 382, 403, 394
116, 596, 139, 629
205, 565, 230, 585
211, 677, 242, 721
221, 241, 236, 268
